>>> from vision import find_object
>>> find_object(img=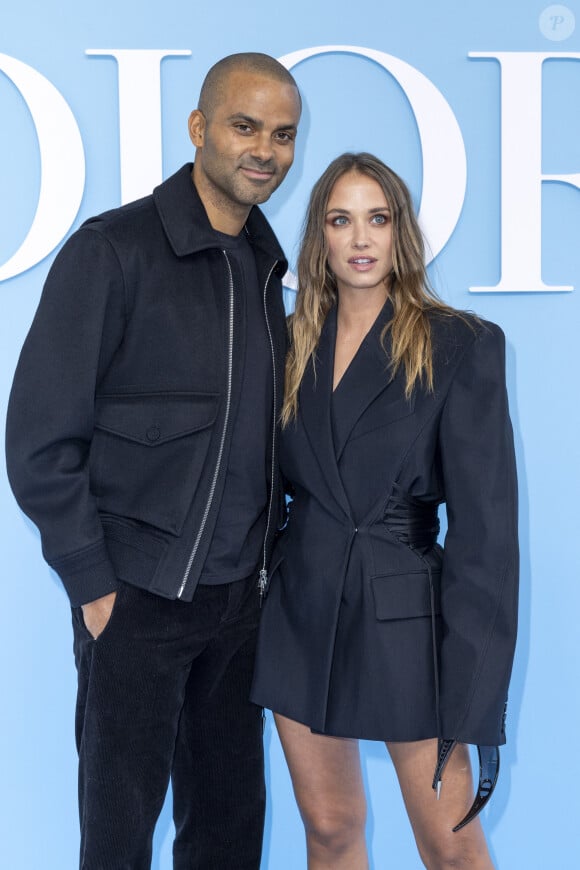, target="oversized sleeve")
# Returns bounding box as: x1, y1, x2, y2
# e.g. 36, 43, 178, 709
437, 321, 518, 746
5, 227, 127, 607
